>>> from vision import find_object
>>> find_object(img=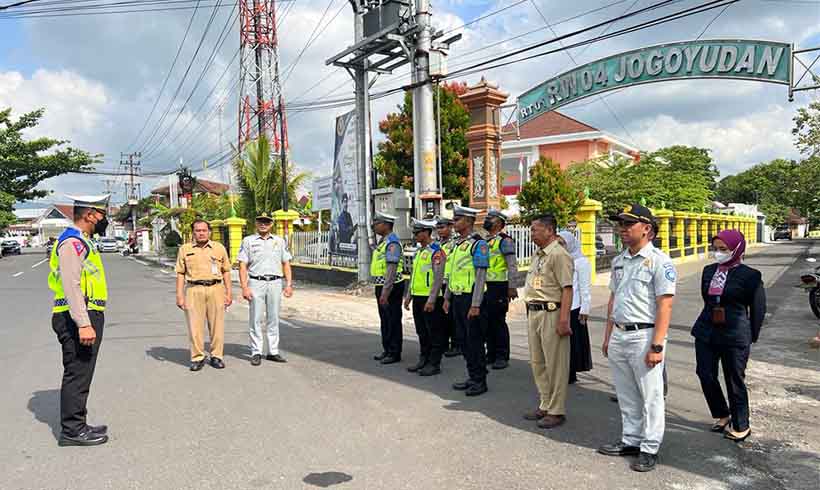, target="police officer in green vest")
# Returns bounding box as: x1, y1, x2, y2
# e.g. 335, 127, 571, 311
403, 218, 447, 376
48, 194, 111, 446
370, 212, 405, 364
443, 205, 491, 396
436, 216, 462, 357
482, 209, 522, 370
